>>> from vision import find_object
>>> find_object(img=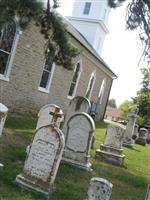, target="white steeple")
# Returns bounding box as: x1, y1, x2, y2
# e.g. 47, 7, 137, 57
68, 0, 110, 55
